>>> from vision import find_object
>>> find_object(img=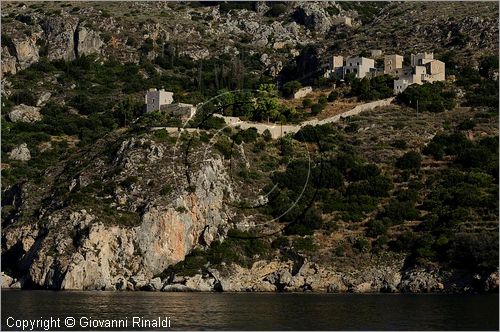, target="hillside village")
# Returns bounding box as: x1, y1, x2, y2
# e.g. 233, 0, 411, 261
324, 50, 446, 93
145, 49, 446, 126
1, 1, 498, 296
